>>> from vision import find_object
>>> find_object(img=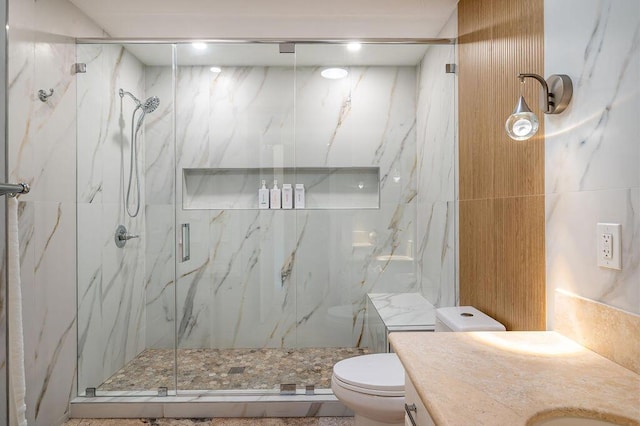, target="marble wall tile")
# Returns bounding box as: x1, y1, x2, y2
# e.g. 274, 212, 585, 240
545, 0, 640, 326
144, 65, 175, 206
145, 63, 421, 351
144, 204, 175, 349
545, 0, 639, 194
546, 189, 639, 322
7, 23, 85, 424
